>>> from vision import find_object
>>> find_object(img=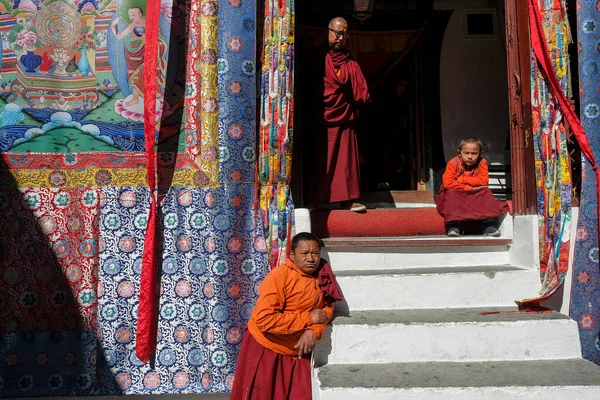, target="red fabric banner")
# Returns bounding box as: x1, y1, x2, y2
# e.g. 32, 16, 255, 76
529, 0, 600, 240
135, 0, 161, 363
